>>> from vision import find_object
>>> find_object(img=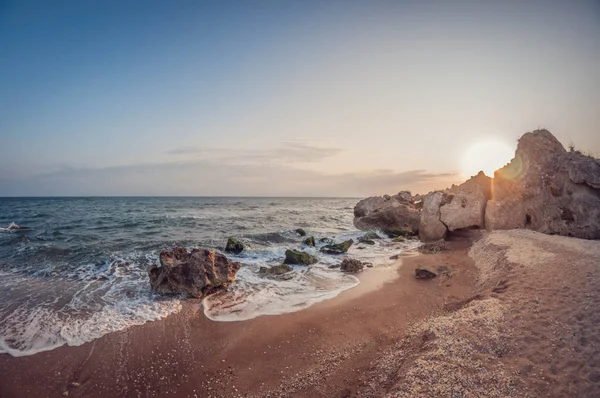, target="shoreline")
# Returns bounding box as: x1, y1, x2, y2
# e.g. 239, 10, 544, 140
0, 237, 478, 398
3, 229, 598, 397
